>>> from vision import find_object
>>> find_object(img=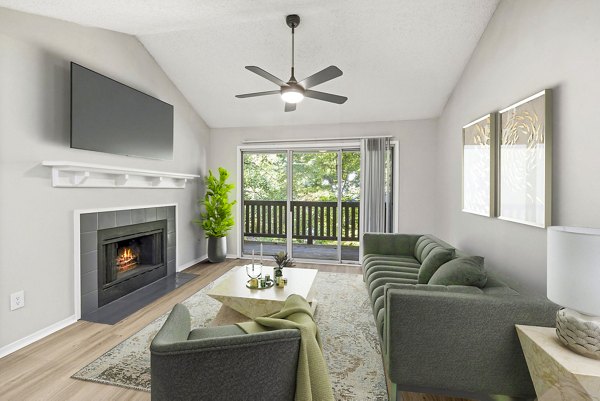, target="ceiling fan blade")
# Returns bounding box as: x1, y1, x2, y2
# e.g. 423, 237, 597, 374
299, 66, 343, 89
305, 90, 348, 104
235, 90, 280, 98
285, 103, 296, 112
245, 66, 287, 87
